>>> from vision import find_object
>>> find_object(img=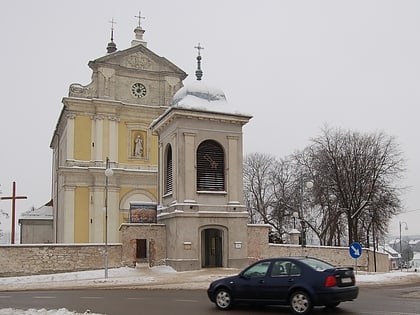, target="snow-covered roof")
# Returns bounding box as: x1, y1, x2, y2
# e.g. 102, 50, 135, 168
20, 205, 53, 220
171, 80, 251, 117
